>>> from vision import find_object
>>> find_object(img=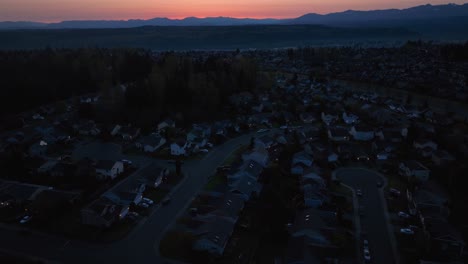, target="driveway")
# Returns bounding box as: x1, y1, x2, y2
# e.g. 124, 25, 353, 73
335, 168, 397, 264
0, 130, 272, 264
